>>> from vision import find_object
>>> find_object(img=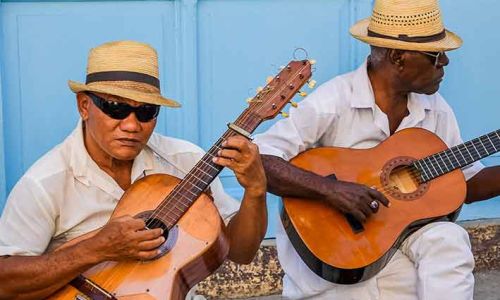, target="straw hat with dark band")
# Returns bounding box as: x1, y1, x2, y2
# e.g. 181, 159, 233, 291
350, 0, 462, 52
69, 40, 180, 107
